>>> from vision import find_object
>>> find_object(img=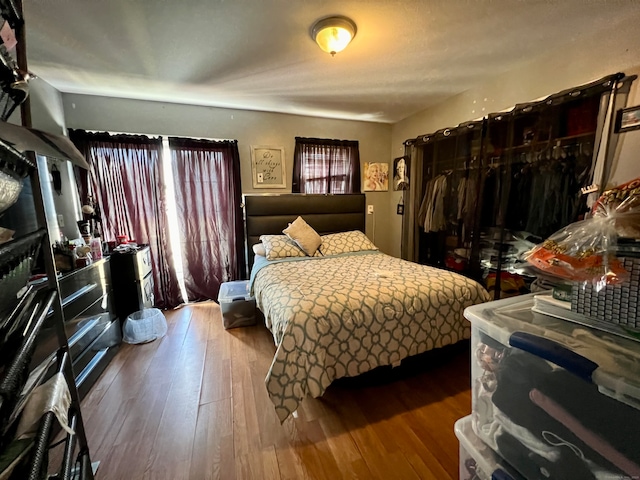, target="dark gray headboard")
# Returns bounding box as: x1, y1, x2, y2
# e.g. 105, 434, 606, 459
244, 193, 366, 268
